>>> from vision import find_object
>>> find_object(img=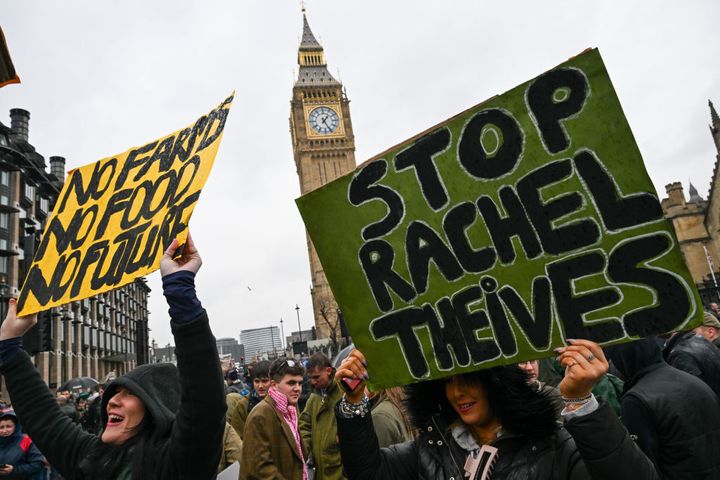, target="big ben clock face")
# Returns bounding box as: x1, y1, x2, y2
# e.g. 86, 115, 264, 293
308, 106, 340, 134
